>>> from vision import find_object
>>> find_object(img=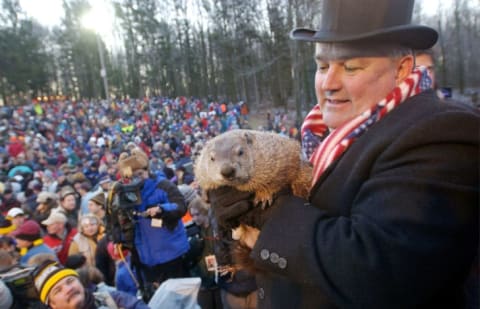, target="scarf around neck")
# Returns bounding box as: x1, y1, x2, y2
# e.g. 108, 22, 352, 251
301, 68, 432, 187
